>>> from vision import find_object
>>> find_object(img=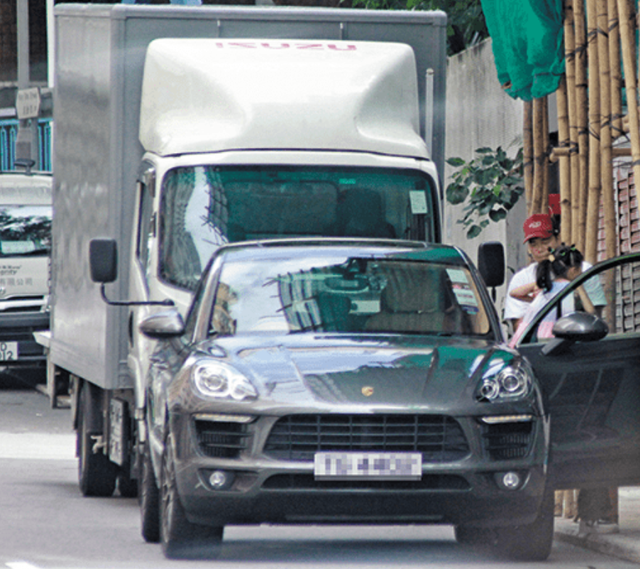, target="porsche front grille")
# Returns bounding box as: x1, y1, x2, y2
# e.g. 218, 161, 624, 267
264, 414, 470, 462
